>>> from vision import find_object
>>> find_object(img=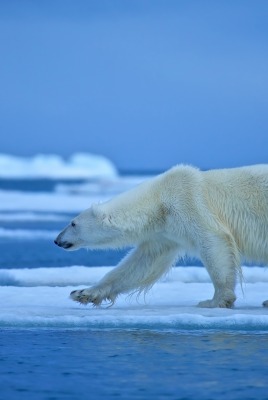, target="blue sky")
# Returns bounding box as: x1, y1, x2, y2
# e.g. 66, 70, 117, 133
0, 0, 268, 171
